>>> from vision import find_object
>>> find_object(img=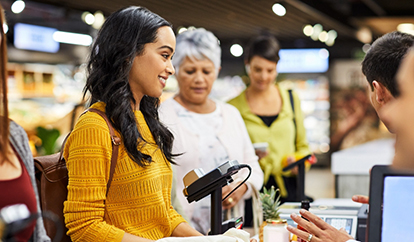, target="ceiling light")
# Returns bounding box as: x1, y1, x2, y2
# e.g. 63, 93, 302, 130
328, 30, 337, 40
319, 31, 328, 42
178, 27, 187, 34
82, 12, 95, 25
53, 31, 93, 46
3, 24, 8, 34
403, 30, 414, 35
230, 44, 243, 57
325, 39, 335, 46
272, 3, 286, 17
397, 23, 414, 35
356, 27, 372, 44
362, 44, 371, 53
311, 24, 323, 41
11, 0, 25, 14
397, 23, 414, 32
303, 25, 313, 36
92, 11, 105, 29
324, 30, 337, 46
84, 14, 95, 25
318, 48, 329, 59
